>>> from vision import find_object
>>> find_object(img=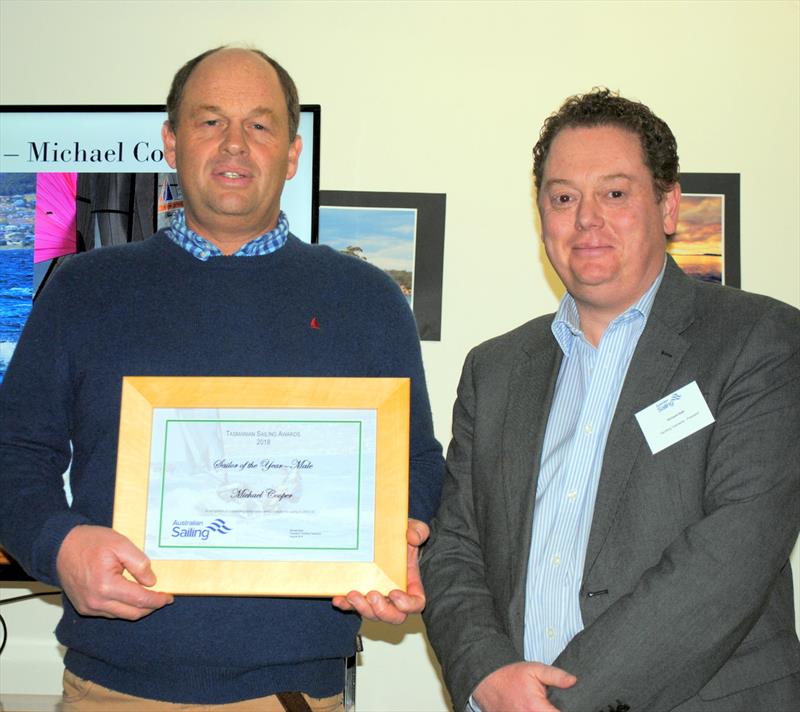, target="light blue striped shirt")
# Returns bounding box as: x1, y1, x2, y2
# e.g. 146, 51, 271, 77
522, 263, 665, 665
166, 209, 289, 260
